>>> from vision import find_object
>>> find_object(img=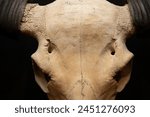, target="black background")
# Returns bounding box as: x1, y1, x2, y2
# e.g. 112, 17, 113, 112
116, 30, 150, 100
0, 30, 48, 99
